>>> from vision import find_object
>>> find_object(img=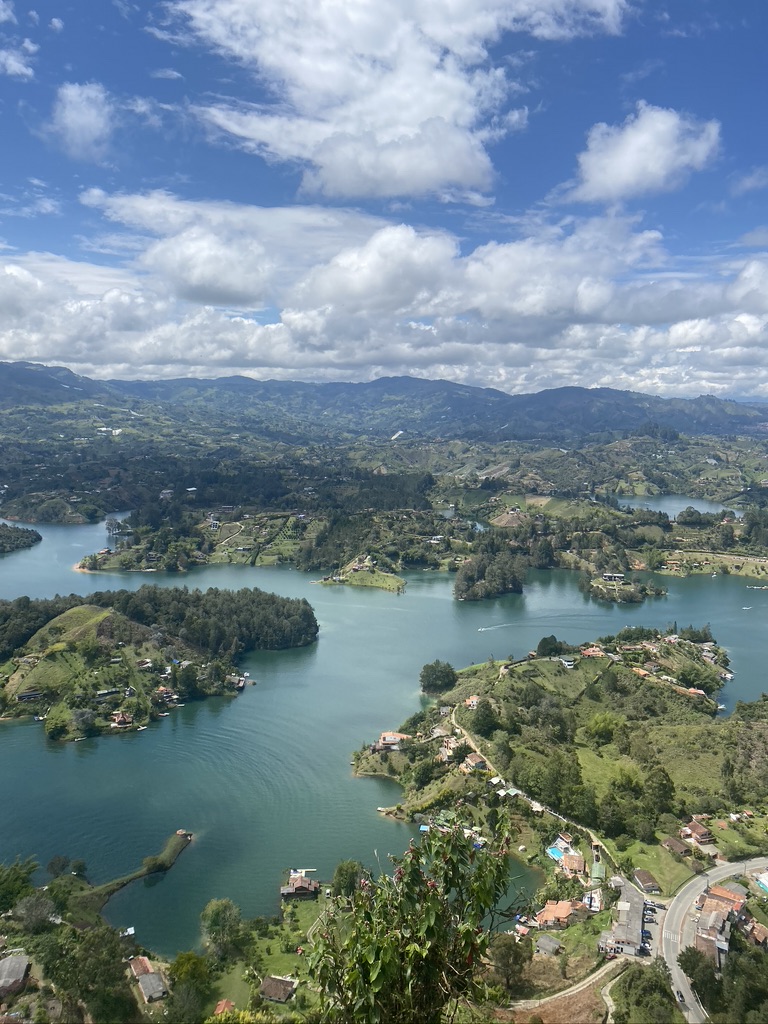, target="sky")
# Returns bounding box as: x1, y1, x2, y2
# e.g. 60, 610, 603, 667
0, 0, 766, 397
